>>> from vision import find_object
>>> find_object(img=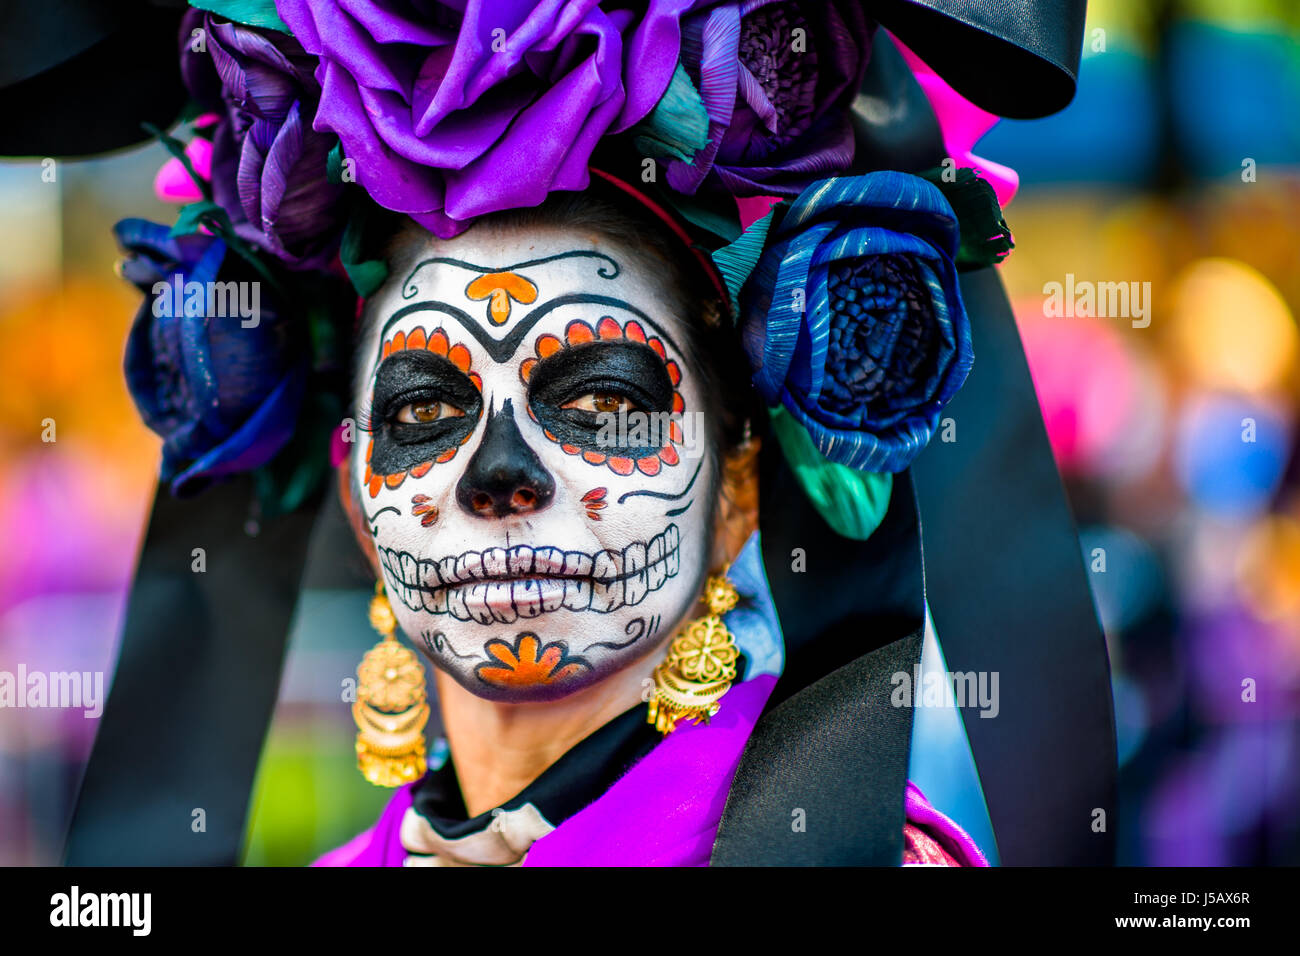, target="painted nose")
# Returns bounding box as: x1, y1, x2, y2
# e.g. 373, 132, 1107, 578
456, 398, 555, 518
